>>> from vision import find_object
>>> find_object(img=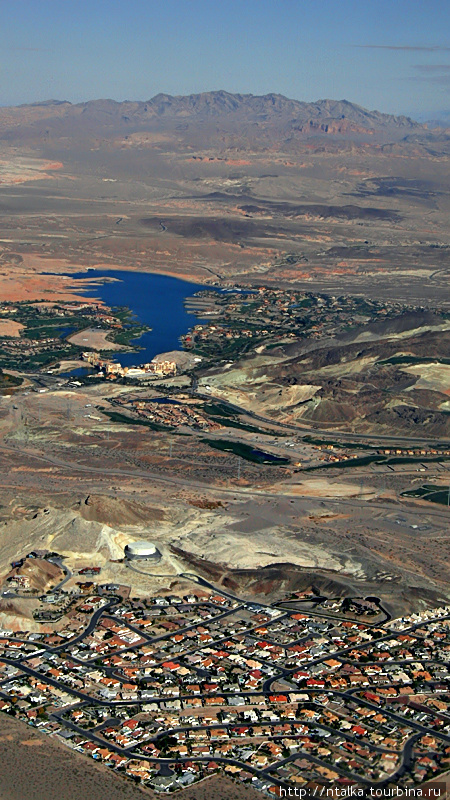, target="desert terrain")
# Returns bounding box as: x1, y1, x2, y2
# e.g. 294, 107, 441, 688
0, 90, 448, 620
0, 92, 448, 305
0, 92, 449, 796
0, 378, 448, 625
